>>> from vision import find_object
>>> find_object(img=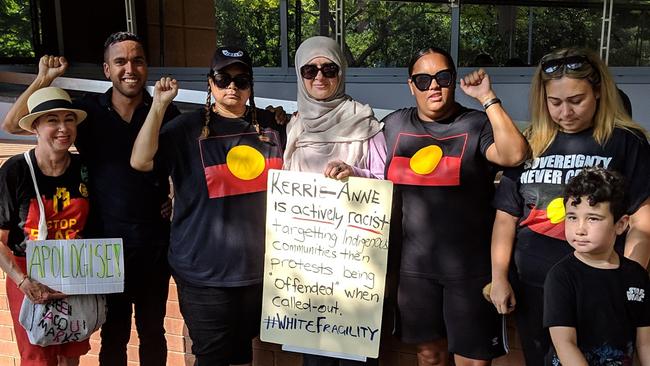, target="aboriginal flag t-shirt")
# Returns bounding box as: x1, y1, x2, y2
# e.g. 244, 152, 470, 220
158, 108, 285, 287
0, 150, 90, 256
383, 106, 496, 279
494, 127, 650, 287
